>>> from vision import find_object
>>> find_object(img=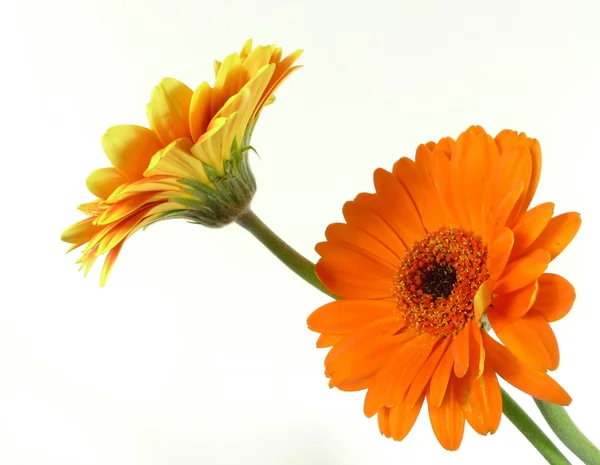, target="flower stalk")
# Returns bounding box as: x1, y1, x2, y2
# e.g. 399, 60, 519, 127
237, 208, 581, 465
534, 399, 600, 465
